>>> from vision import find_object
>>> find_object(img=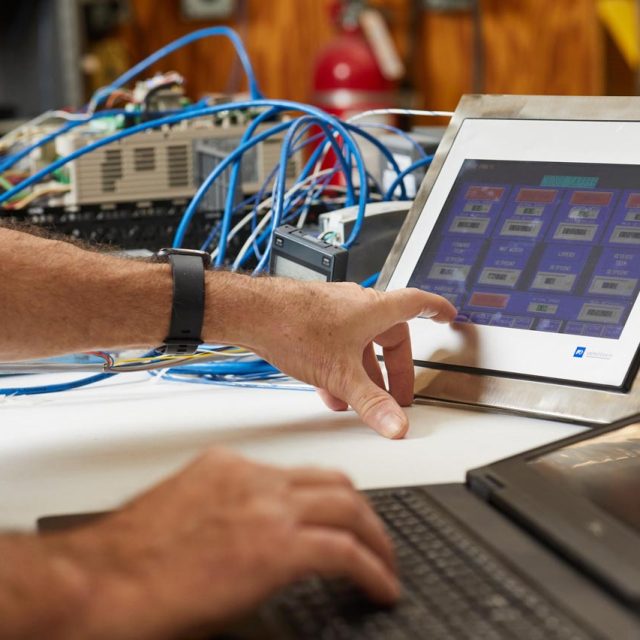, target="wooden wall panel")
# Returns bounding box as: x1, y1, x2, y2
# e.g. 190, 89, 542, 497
481, 0, 604, 96
121, 0, 608, 113
418, 11, 475, 110
123, 0, 337, 102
